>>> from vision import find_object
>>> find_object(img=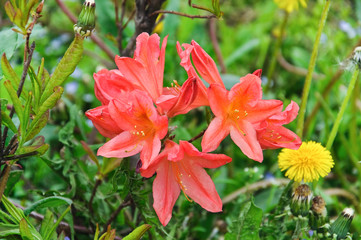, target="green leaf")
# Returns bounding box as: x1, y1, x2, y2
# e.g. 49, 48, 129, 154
1, 195, 26, 224
4, 170, 23, 195
40, 35, 84, 104
0, 209, 17, 224
1, 53, 20, 87
24, 196, 72, 216
4, 2, 16, 22
225, 198, 263, 240
28, 67, 41, 110
0, 223, 20, 237
1, 109, 17, 133
25, 111, 49, 142
123, 224, 152, 240
20, 218, 34, 240
19, 92, 32, 146
3, 80, 24, 122
44, 206, 71, 240
39, 210, 54, 238
26, 86, 63, 141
